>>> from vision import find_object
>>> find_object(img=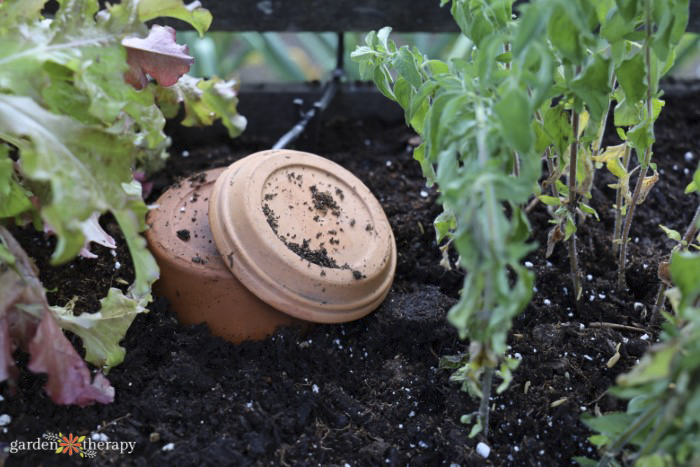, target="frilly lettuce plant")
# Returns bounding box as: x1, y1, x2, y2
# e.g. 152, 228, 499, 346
0, 0, 245, 405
